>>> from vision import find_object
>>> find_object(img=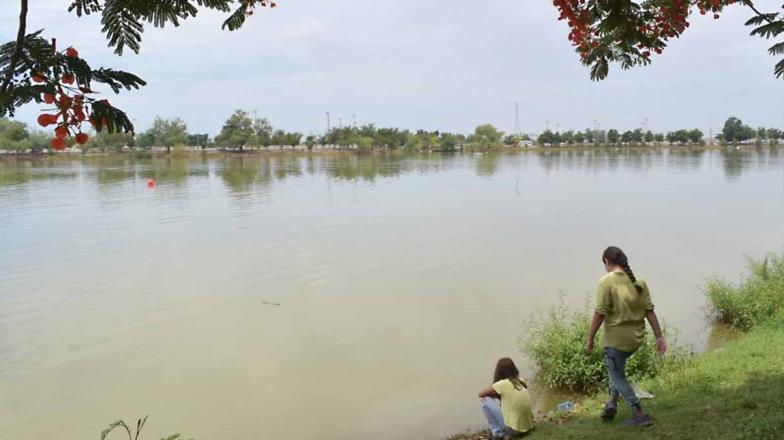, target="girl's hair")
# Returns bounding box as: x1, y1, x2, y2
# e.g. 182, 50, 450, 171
602, 246, 643, 293
494, 357, 525, 390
